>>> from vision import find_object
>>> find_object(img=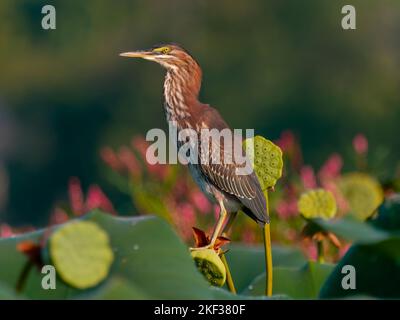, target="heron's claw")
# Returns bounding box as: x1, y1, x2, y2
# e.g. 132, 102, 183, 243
189, 243, 214, 252
190, 227, 230, 252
